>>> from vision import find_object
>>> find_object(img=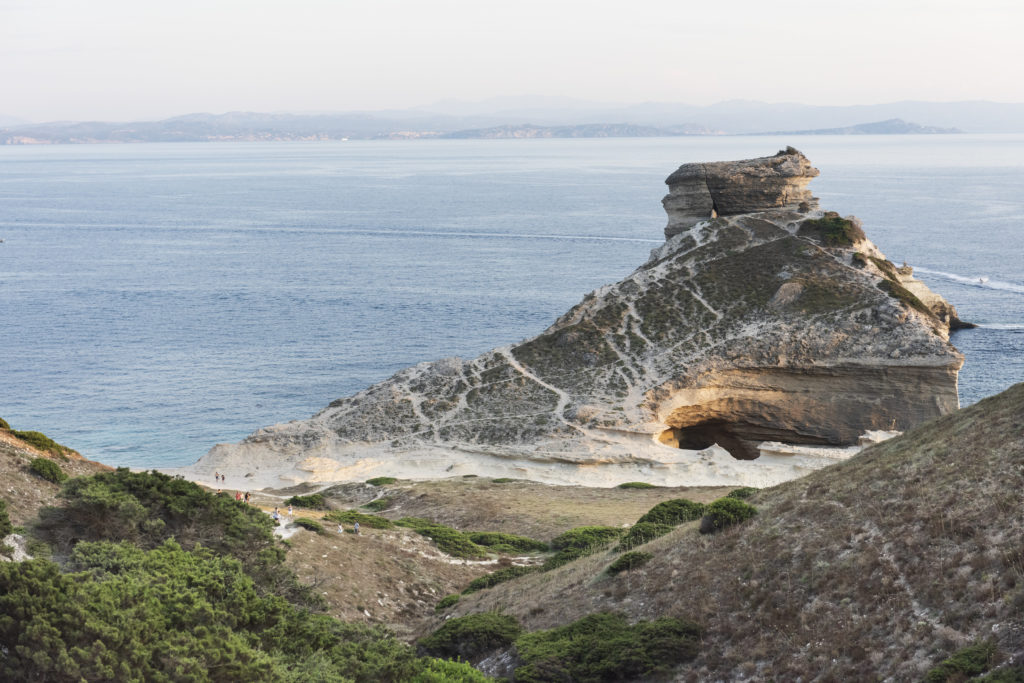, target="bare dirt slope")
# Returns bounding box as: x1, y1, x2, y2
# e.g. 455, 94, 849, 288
442, 382, 1024, 680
